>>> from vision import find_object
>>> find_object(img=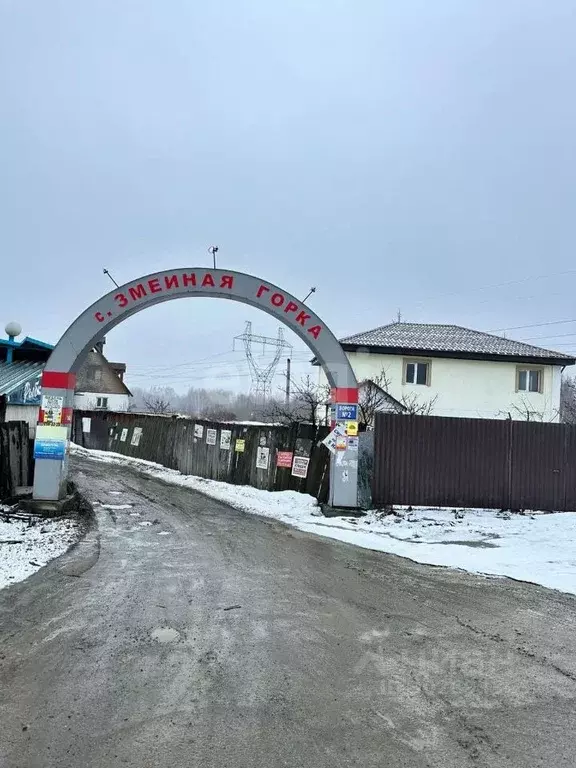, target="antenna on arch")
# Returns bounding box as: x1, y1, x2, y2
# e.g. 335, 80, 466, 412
103, 268, 119, 288
208, 245, 219, 269
302, 286, 316, 303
